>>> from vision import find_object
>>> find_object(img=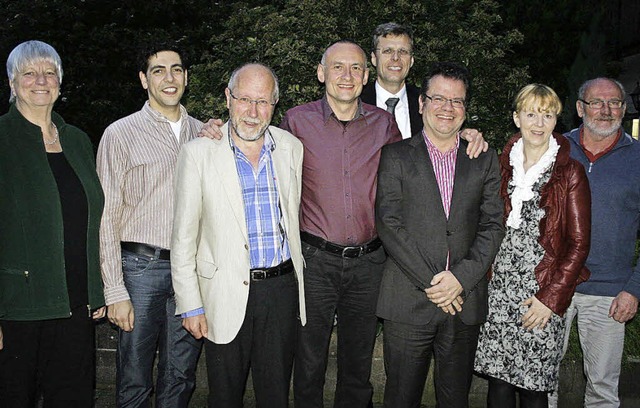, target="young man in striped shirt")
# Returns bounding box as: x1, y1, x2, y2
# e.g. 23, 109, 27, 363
96, 42, 203, 408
